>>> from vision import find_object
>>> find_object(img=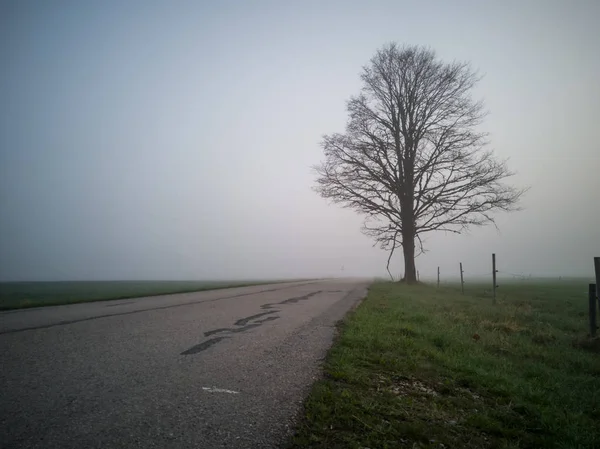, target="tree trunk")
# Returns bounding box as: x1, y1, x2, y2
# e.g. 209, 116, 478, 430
402, 230, 417, 283
400, 187, 417, 283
